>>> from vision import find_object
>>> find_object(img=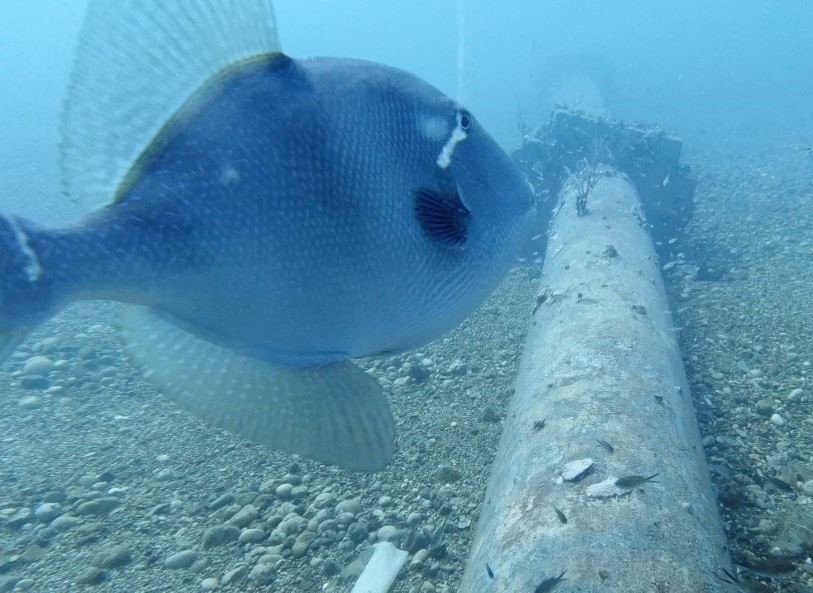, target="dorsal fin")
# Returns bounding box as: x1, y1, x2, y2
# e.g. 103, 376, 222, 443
60, 0, 281, 213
